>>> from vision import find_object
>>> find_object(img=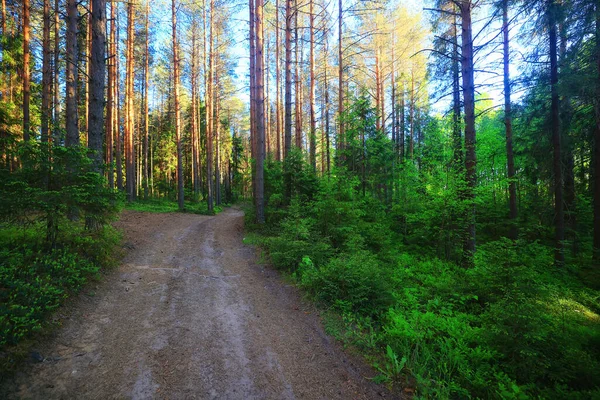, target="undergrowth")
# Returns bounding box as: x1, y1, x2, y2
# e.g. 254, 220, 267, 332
125, 198, 224, 215
244, 152, 600, 399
